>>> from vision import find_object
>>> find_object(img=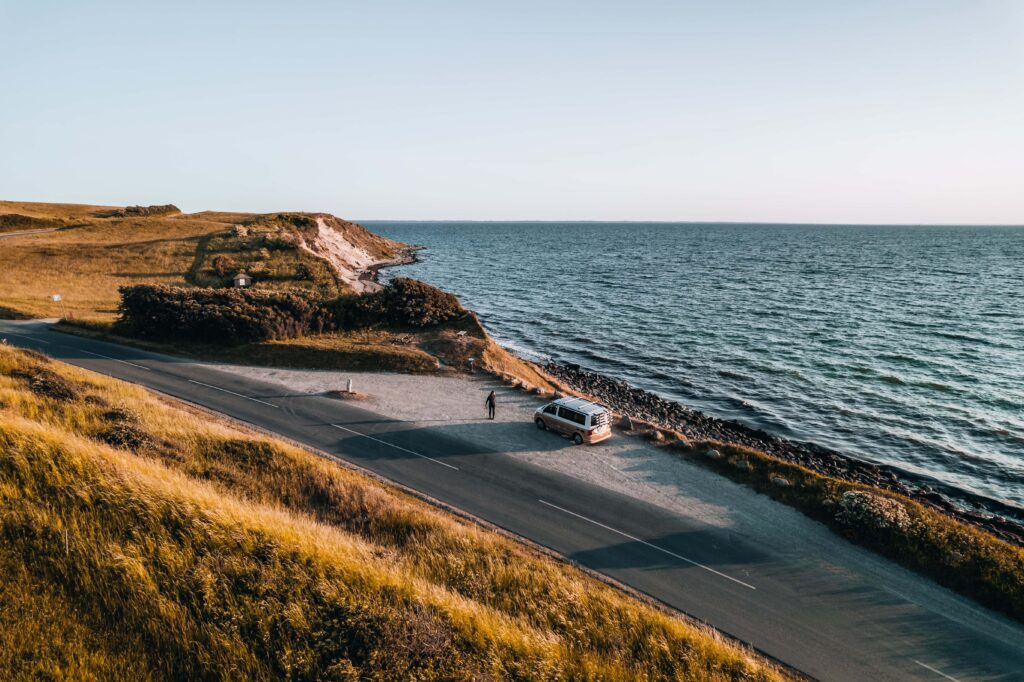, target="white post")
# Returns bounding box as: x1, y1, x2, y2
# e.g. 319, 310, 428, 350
53, 294, 66, 319
346, 378, 353, 394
